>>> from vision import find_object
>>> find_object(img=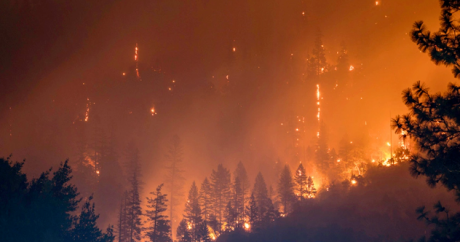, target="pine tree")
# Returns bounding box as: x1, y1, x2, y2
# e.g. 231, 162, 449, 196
199, 177, 213, 223
306, 176, 317, 198
277, 165, 295, 215
294, 163, 307, 200
176, 219, 192, 242
233, 161, 249, 226
246, 192, 258, 230
183, 182, 202, 241
210, 164, 232, 233
164, 135, 186, 239
145, 184, 172, 242
224, 201, 237, 232
124, 145, 142, 242
232, 176, 243, 228
252, 172, 270, 225
116, 191, 128, 242
72, 196, 115, 242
